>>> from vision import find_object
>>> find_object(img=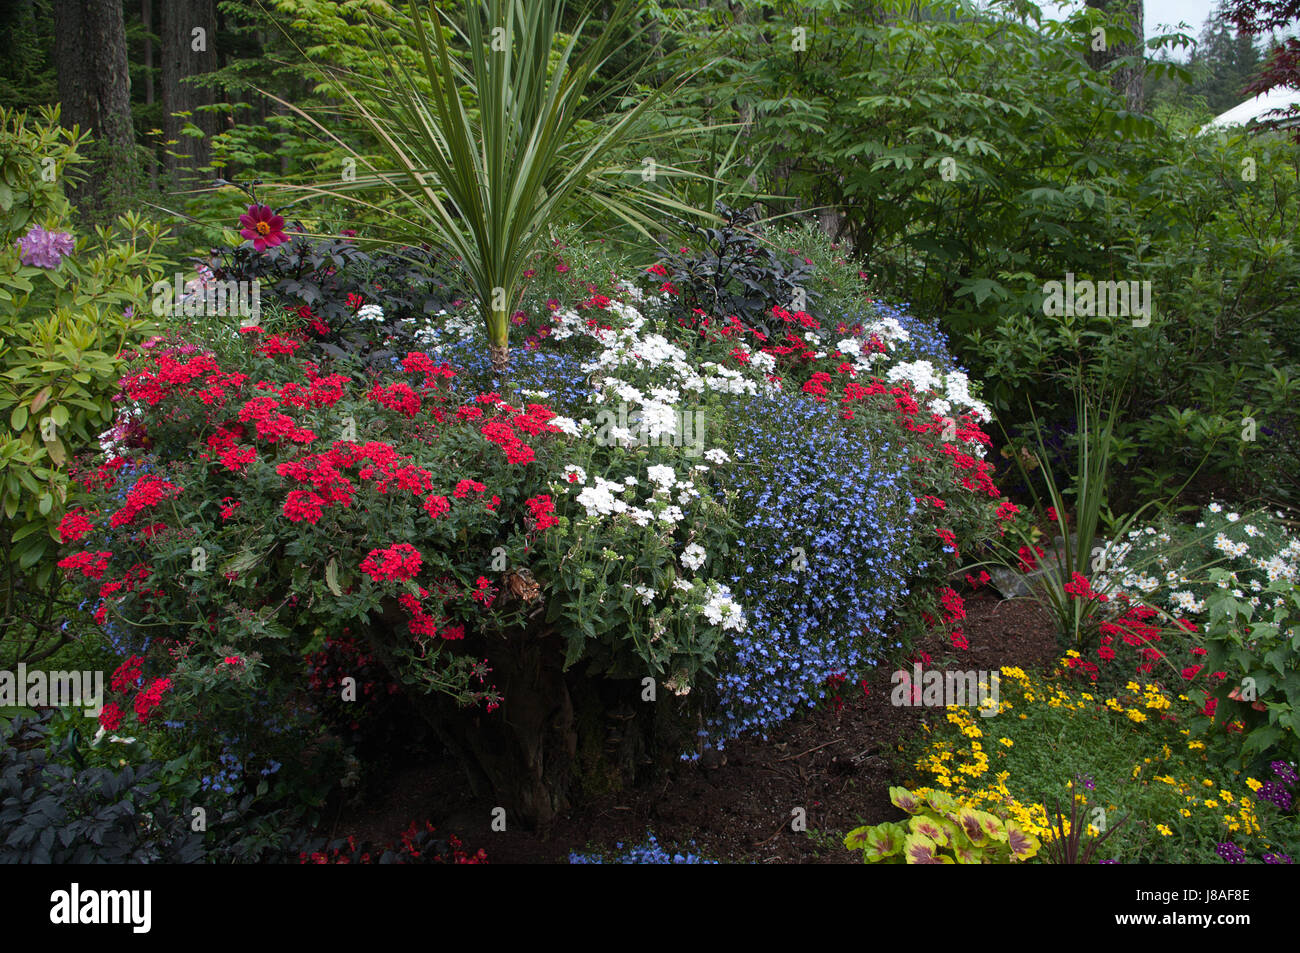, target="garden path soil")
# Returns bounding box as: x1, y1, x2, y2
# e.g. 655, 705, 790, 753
327, 591, 1061, 863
